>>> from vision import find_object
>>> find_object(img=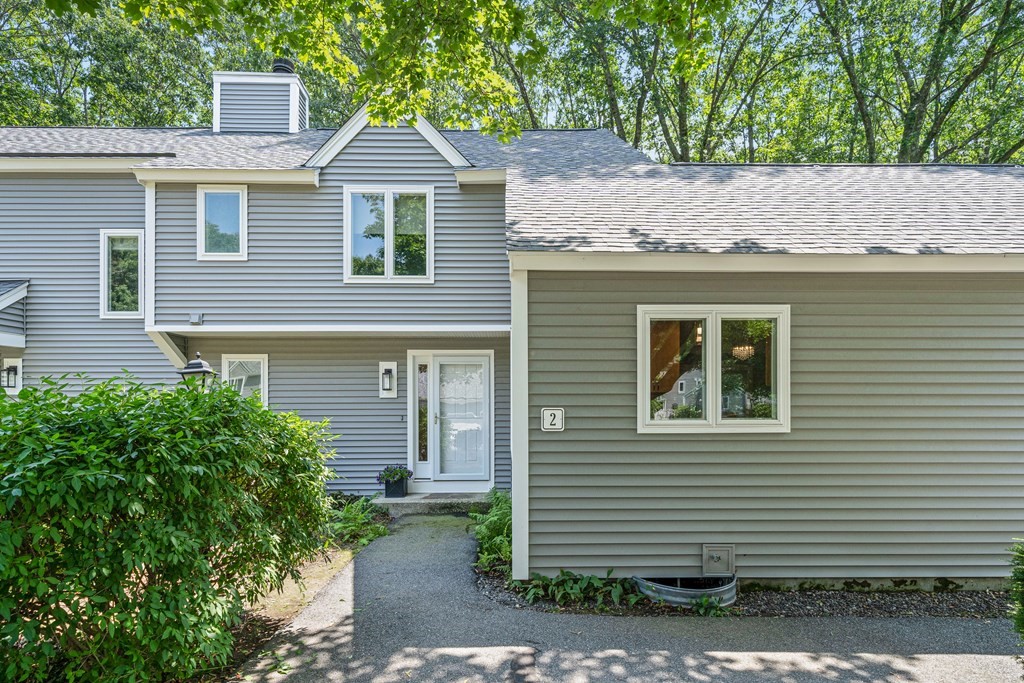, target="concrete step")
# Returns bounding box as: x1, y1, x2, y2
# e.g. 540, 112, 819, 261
378, 492, 491, 518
